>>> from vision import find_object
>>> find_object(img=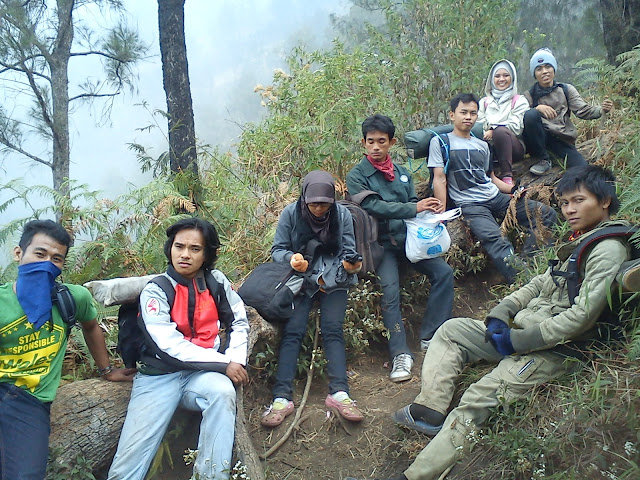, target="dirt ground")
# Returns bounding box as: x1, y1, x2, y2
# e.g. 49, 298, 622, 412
132, 267, 501, 480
